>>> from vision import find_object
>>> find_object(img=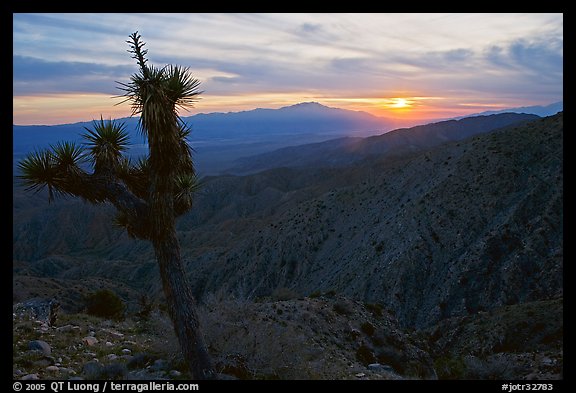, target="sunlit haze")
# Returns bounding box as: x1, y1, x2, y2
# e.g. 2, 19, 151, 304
13, 13, 563, 125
